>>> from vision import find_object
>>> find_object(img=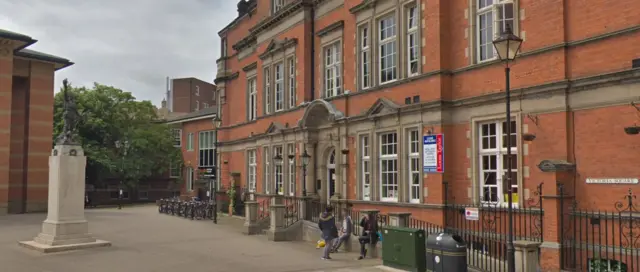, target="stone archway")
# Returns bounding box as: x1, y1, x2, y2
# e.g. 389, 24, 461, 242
298, 99, 344, 129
